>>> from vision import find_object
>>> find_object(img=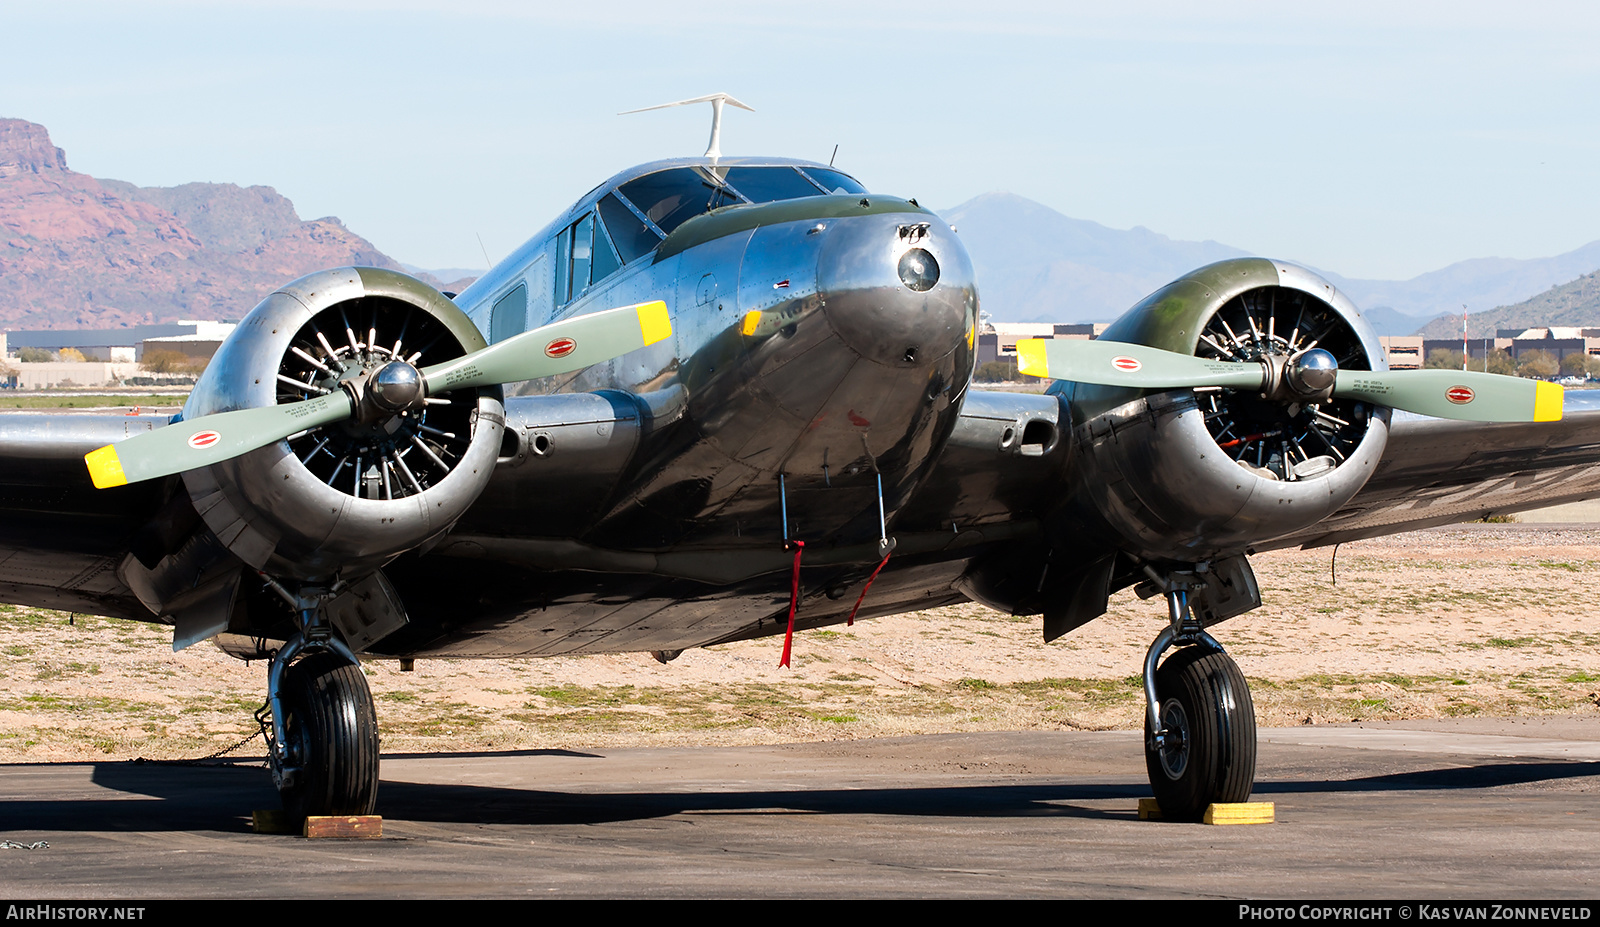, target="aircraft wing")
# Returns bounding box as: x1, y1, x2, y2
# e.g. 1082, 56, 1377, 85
0, 387, 663, 635
0, 412, 169, 621
1260, 393, 1600, 551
